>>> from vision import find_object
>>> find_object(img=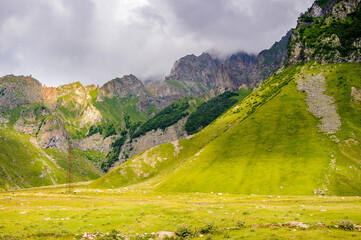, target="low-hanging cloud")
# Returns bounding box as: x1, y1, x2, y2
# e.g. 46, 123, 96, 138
0, 0, 314, 86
